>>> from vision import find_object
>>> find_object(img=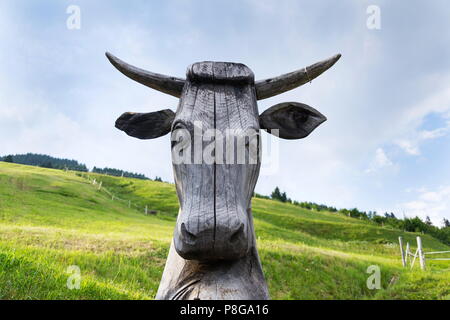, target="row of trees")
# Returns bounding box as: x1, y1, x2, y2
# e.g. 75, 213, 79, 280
1, 153, 88, 171
263, 186, 450, 246
92, 167, 149, 180
268, 187, 338, 212
1, 153, 151, 181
